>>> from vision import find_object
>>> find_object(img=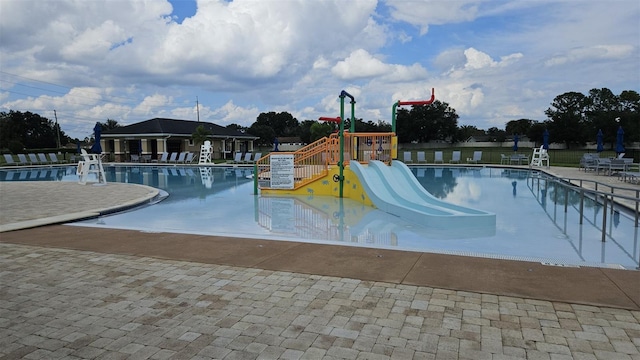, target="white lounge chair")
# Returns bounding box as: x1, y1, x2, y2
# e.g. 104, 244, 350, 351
450, 151, 461, 164
184, 152, 195, 164
468, 151, 482, 164
153, 152, 168, 163
434, 151, 443, 164
28, 153, 41, 165
37, 153, 51, 164
48, 153, 67, 164
249, 152, 262, 164
3, 154, 17, 166
403, 151, 413, 163
416, 151, 426, 164
17, 154, 30, 165
167, 152, 178, 163
228, 152, 243, 164
174, 152, 187, 163
242, 152, 253, 163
